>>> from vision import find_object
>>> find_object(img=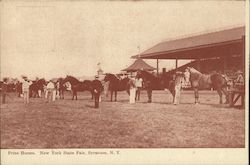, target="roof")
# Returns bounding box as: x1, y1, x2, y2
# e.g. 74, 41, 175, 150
132, 26, 245, 59
122, 58, 156, 72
